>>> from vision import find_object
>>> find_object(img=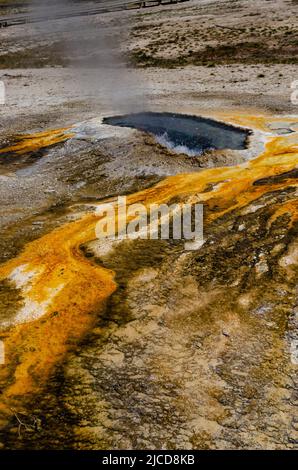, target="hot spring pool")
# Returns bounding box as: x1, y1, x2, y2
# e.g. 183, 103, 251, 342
103, 112, 250, 156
